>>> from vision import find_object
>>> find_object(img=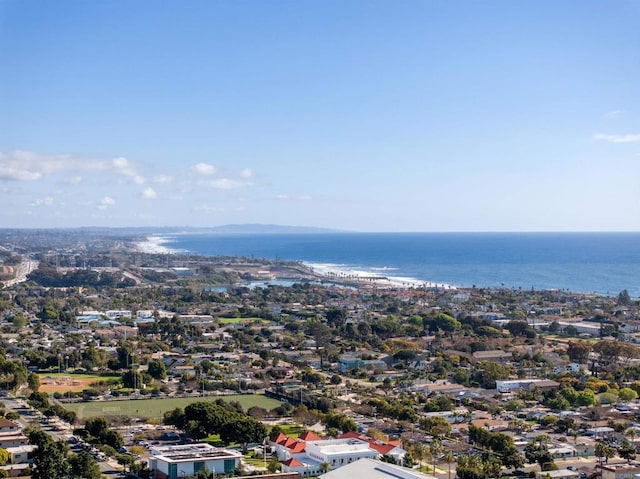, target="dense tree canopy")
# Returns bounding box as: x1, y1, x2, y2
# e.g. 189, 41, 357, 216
163, 400, 267, 446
